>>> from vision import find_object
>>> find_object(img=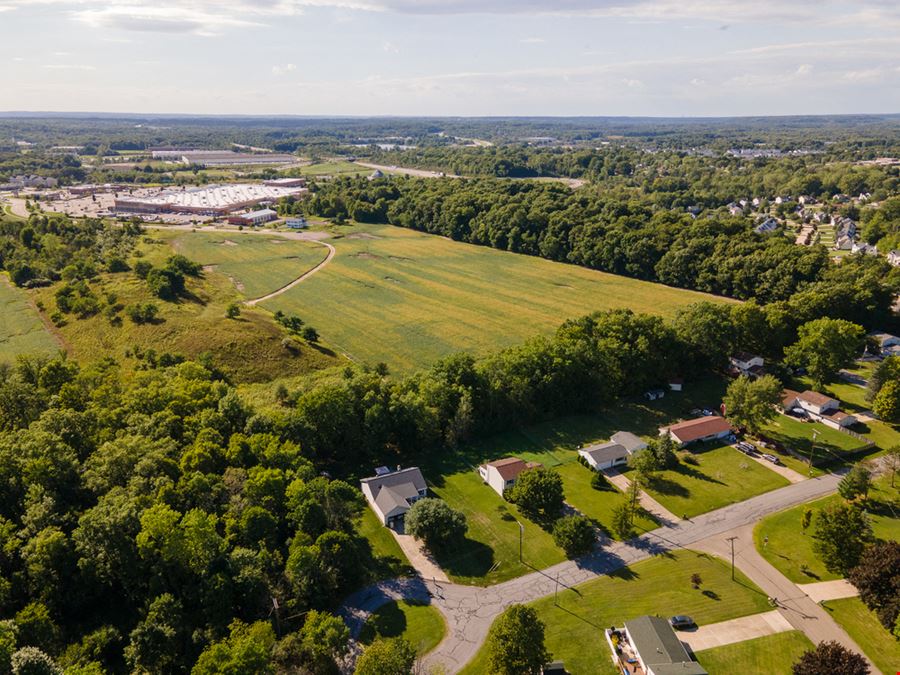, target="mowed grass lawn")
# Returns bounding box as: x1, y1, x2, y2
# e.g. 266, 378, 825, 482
0, 274, 59, 362
261, 224, 732, 371
355, 509, 414, 581
460, 550, 772, 675
823, 597, 900, 675
754, 473, 899, 583
392, 377, 790, 585
695, 631, 813, 674
635, 443, 790, 519
359, 600, 446, 656
164, 230, 329, 299
760, 414, 870, 474
297, 161, 368, 176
